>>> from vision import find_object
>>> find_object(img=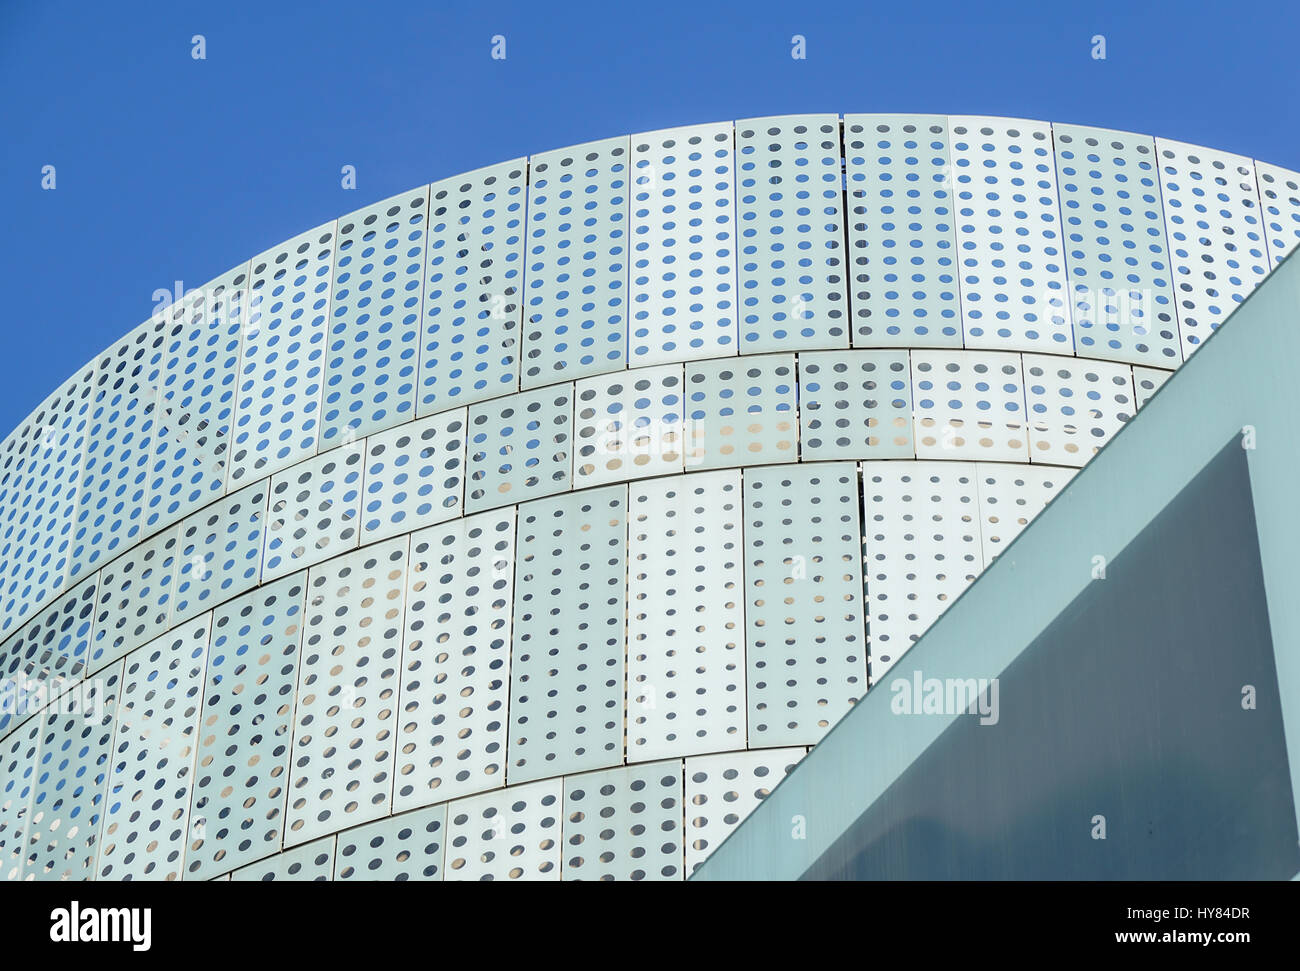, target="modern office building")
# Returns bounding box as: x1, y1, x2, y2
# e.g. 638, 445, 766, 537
0, 115, 1296, 881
